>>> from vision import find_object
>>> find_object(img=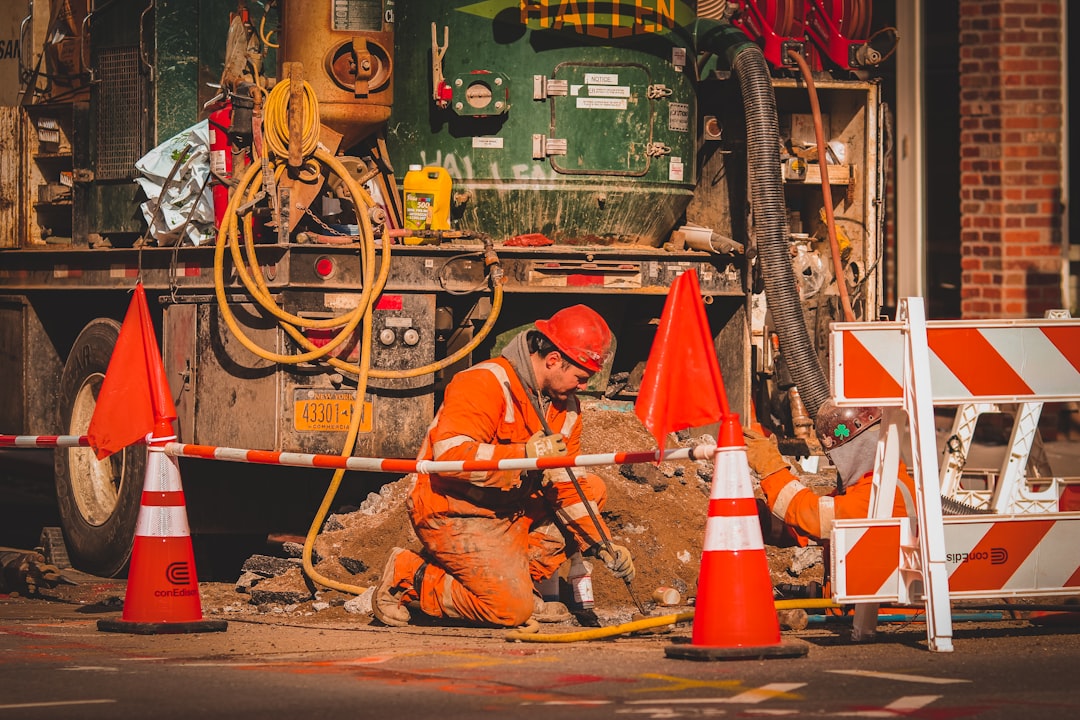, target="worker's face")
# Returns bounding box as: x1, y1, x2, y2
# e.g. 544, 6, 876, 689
541, 352, 593, 401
